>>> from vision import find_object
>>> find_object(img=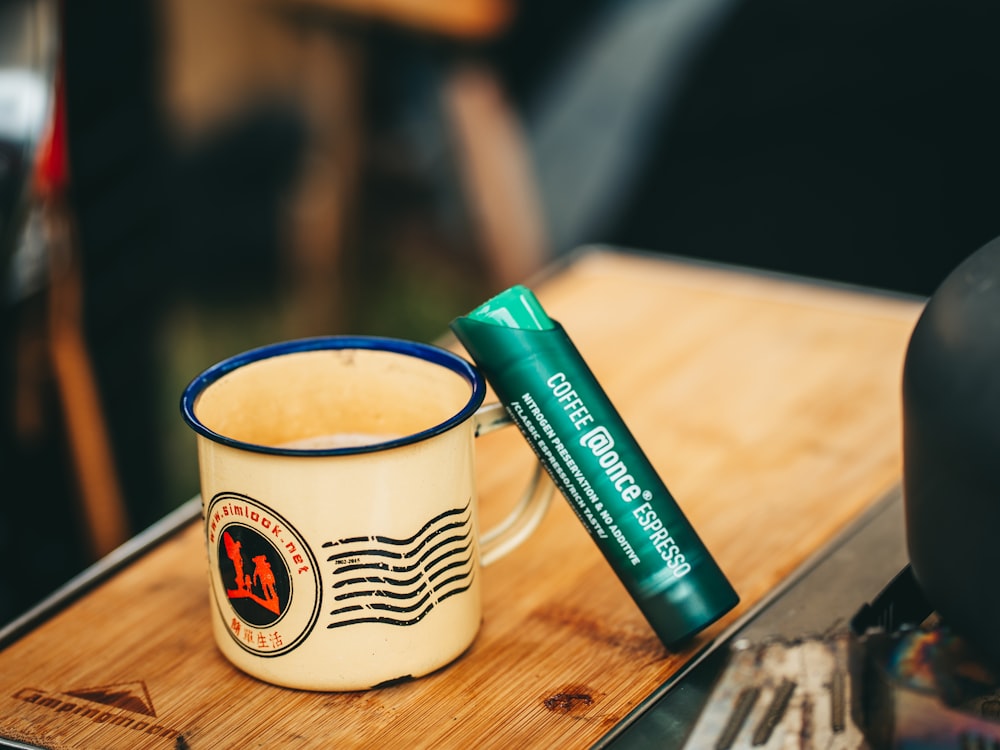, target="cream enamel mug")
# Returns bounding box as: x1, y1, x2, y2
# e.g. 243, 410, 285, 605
181, 336, 552, 691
